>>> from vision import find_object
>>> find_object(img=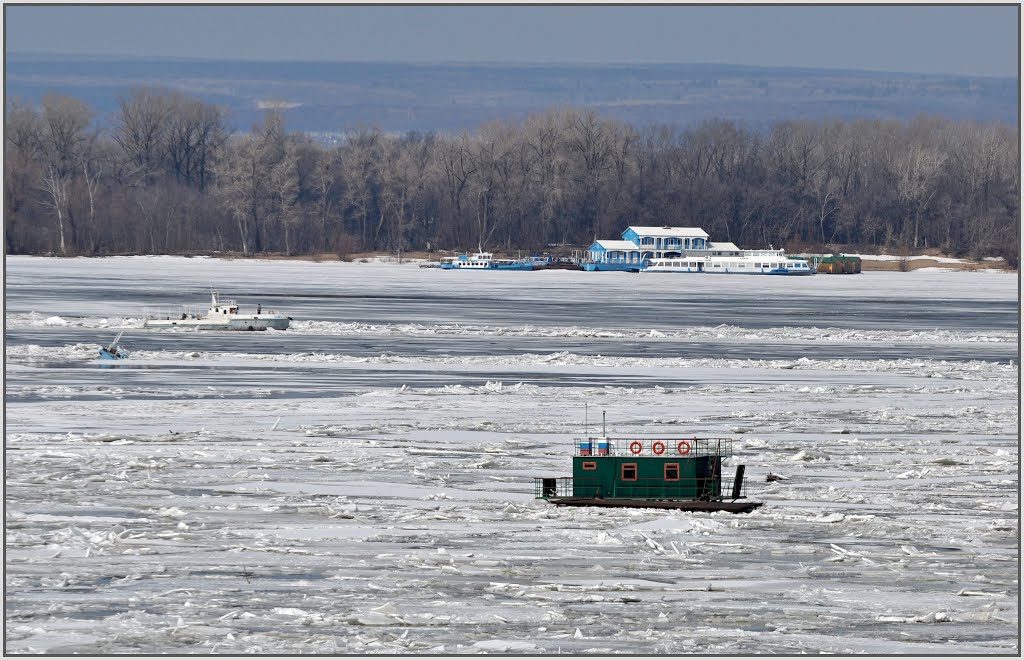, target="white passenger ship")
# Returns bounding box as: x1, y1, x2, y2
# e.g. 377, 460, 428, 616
440, 251, 494, 269
644, 247, 814, 275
